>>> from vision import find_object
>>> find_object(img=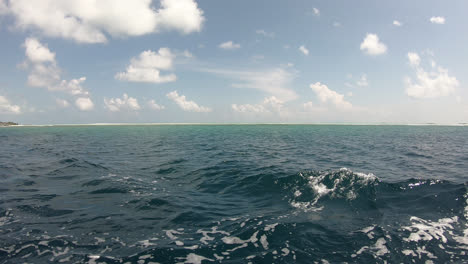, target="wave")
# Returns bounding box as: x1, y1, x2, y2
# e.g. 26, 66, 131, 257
1, 167, 466, 263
